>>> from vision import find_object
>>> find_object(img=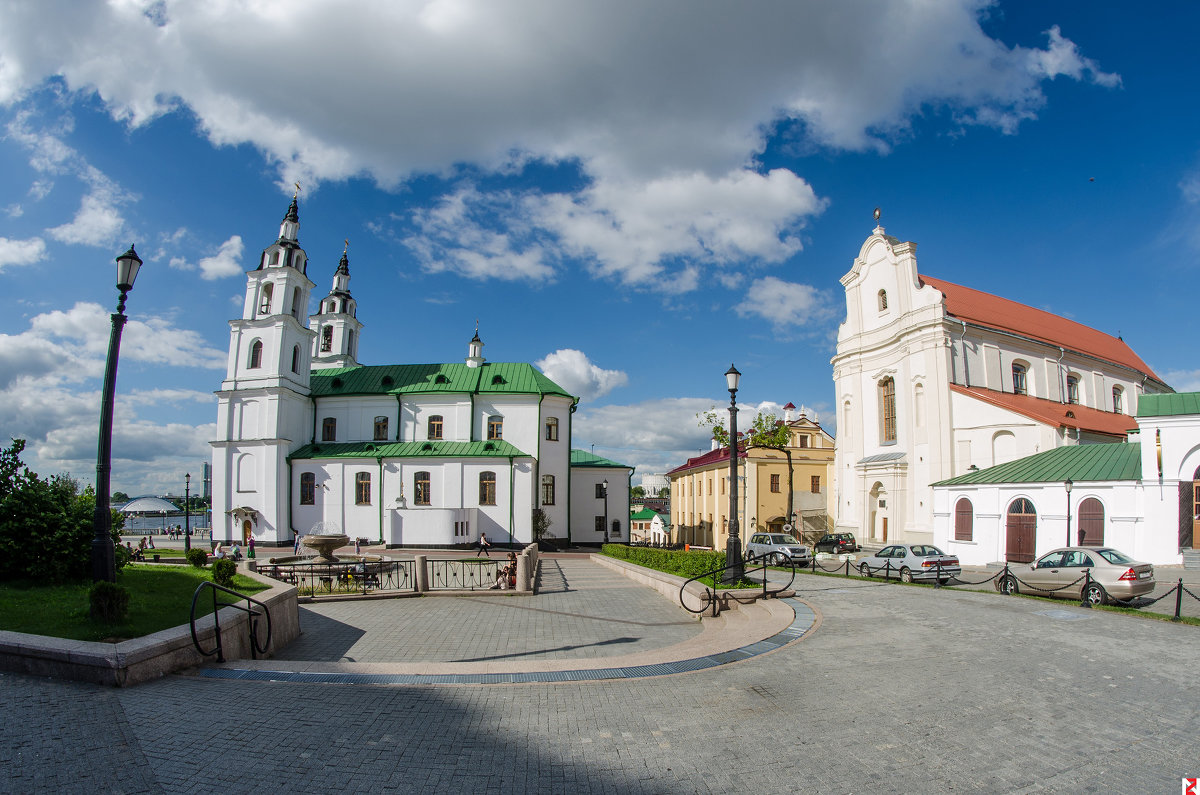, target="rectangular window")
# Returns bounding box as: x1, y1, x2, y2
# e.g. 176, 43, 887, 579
322, 417, 336, 442
610, 520, 620, 537
355, 472, 371, 505
707, 479, 712, 496
595, 516, 605, 533
374, 416, 389, 441
479, 471, 496, 505
881, 378, 897, 443
595, 483, 605, 499
811, 475, 820, 493
770, 474, 780, 493
545, 417, 559, 441
415, 471, 431, 505
428, 415, 443, 440
798, 436, 809, 448
541, 475, 555, 505
1066, 375, 1080, 404
487, 415, 503, 440
300, 473, 315, 505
